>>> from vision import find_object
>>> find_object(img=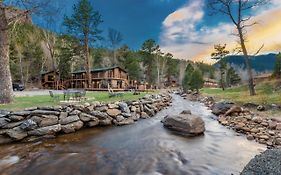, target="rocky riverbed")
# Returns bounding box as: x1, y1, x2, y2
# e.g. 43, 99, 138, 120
0, 94, 265, 175
0, 93, 172, 144
179, 92, 281, 148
